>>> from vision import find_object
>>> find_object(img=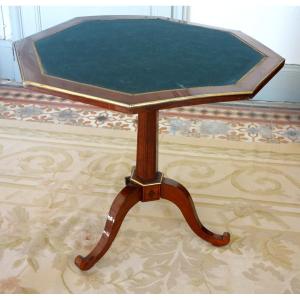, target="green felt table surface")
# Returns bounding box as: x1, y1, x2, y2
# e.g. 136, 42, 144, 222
34, 18, 264, 94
